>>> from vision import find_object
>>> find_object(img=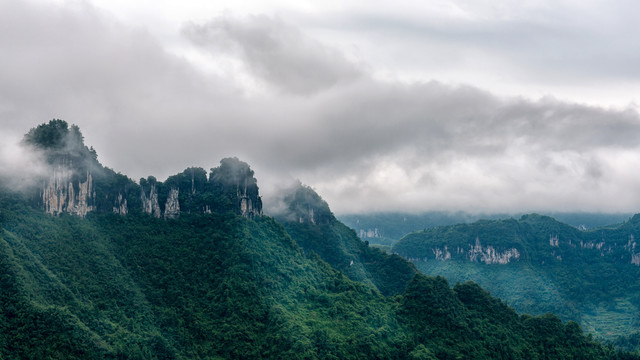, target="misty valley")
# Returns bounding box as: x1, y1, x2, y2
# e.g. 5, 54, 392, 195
2, 119, 640, 359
